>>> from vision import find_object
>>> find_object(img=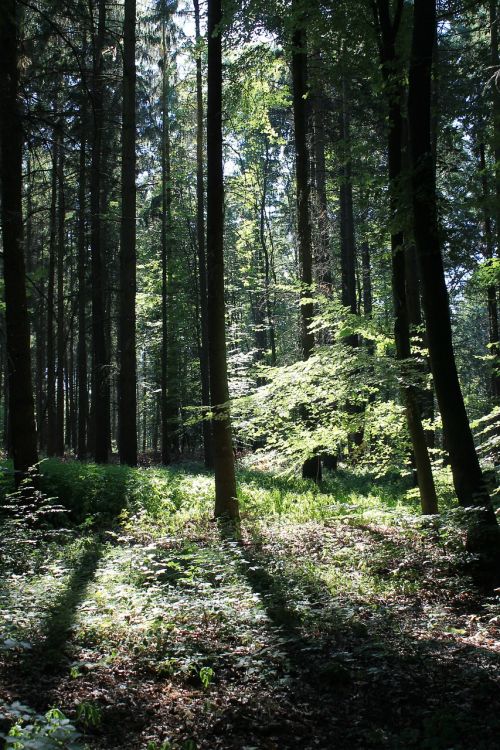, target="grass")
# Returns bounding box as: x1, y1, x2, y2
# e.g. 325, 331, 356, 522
0, 459, 499, 749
